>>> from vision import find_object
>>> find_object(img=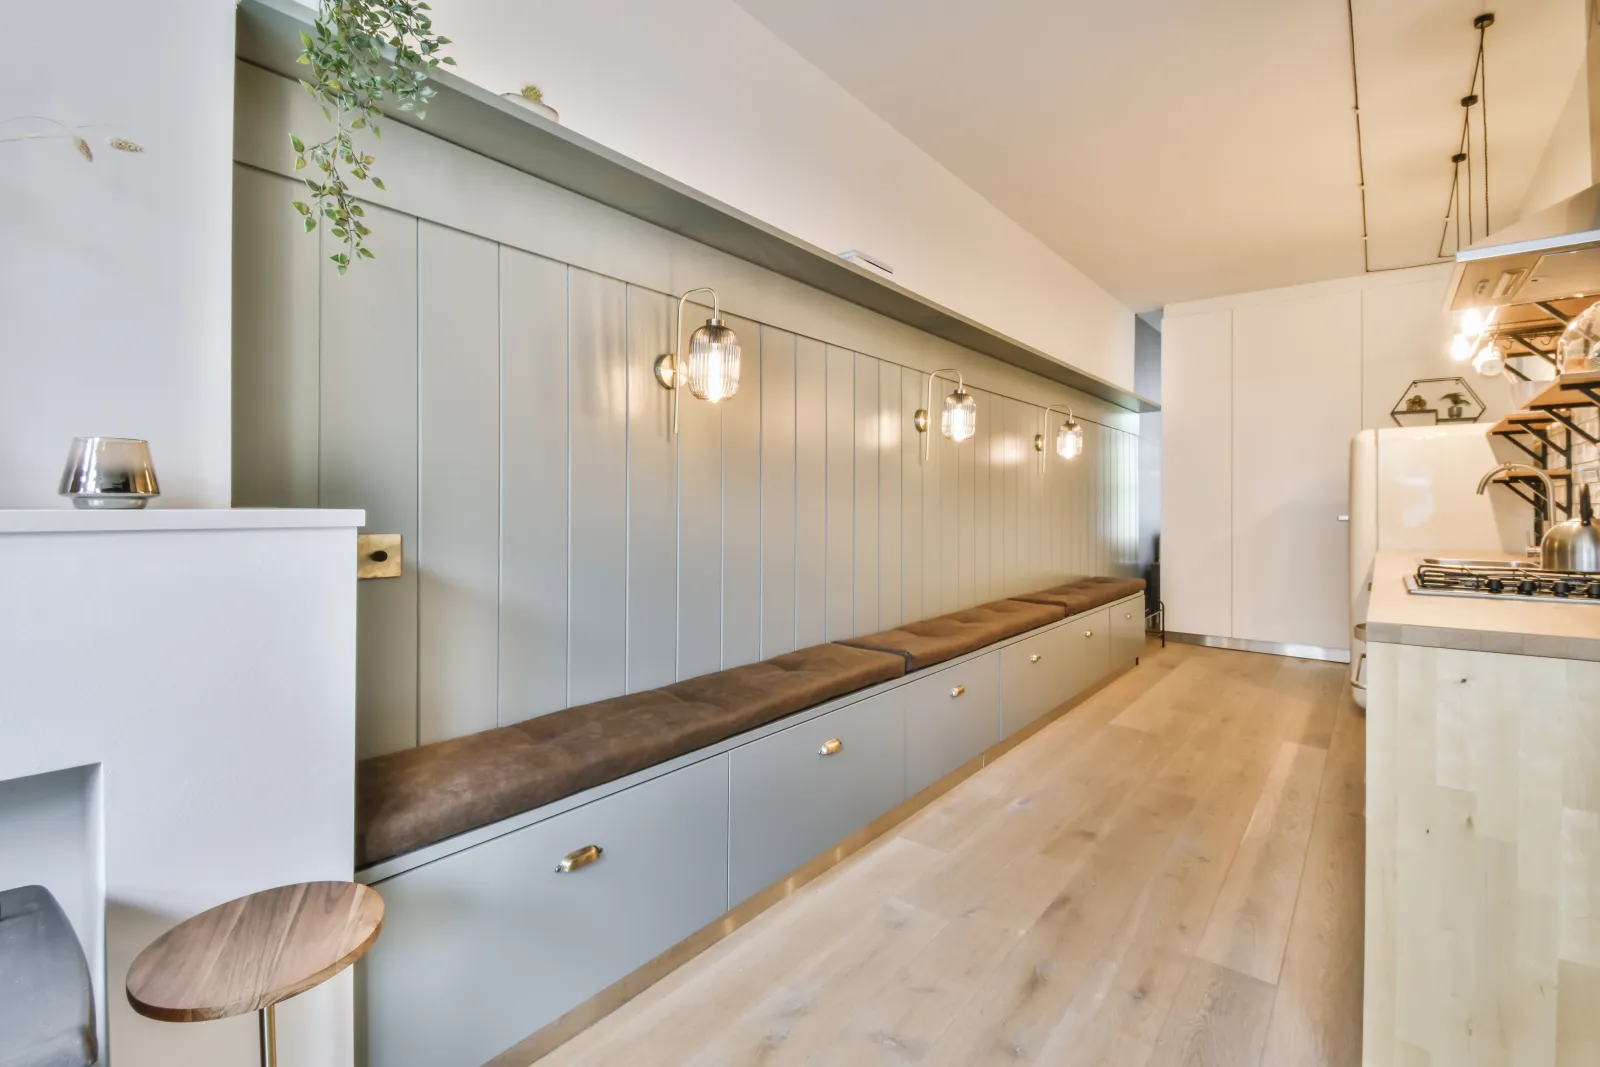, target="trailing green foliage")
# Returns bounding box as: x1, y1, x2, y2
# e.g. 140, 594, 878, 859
290, 0, 453, 273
